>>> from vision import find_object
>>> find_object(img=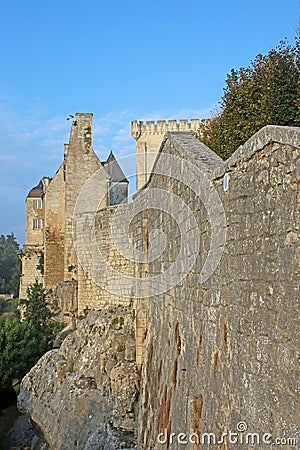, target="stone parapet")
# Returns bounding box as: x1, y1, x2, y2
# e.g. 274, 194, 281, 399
131, 119, 200, 139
